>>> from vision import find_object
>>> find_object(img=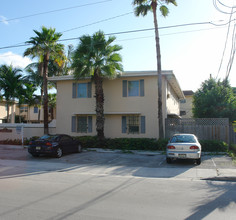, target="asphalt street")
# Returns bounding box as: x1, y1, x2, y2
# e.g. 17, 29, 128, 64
0, 145, 236, 219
